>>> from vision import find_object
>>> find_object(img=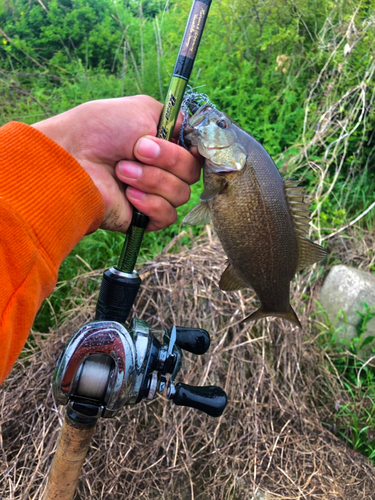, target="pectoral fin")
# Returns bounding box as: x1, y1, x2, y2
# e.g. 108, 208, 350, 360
219, 264, 248, 291
200, 178, 228, 201
183, 202, 211, 226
